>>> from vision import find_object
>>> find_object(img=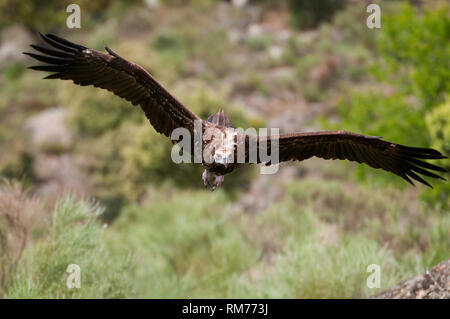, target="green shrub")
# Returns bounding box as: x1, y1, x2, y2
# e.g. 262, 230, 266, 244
150, 32, 187, 75
322, 3, 449, 193
247, 34, 273, 52
105, 179, 449, 298
76, 122, 139, 216
65, 87, 143, 137
0, 71, 58, 113
303, 82, 325, 102
6, 197, 133, 298
3, 62, 26, 81
0, 0, 144, 32
120, 122, 184, 198
375, 3, 450, 108
0, 71, 57, 184
329, 91, 428, 146
159, 0, 215, 8
245, 235, 403, 298
109, 186, 260, 297
423, 98, 450, 208
150, 28, 230, 77
322, 90, 430, 186
0, 148, 35, 185
332, 2, 377, 48
426, 97, 450, 157
287, 0, 347, 29
0, 180, 44, 296
233, 71, 270, 97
